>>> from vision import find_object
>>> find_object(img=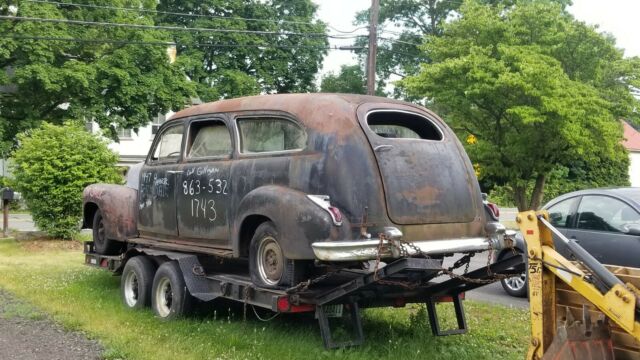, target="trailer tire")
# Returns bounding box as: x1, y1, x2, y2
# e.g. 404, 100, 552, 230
249, 221, 307, 288
151, 261, 193, 320
121, 256, 156, 310
92, 209, 122, 255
